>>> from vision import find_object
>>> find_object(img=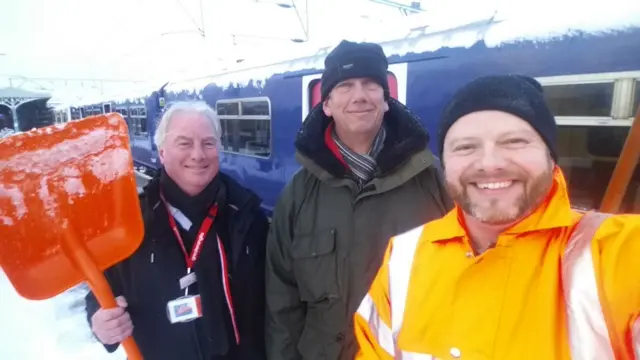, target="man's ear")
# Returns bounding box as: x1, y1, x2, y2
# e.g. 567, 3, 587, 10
158, 147, 166, 164
322, 98, 332, 117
